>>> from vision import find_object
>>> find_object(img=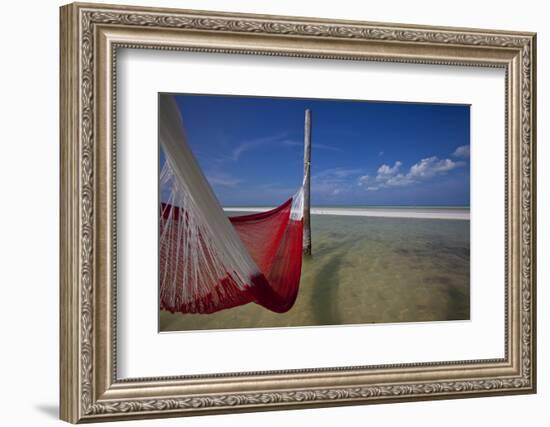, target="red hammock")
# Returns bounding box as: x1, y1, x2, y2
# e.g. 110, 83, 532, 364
158, 94, 305, 316
159, 199, 304, 314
